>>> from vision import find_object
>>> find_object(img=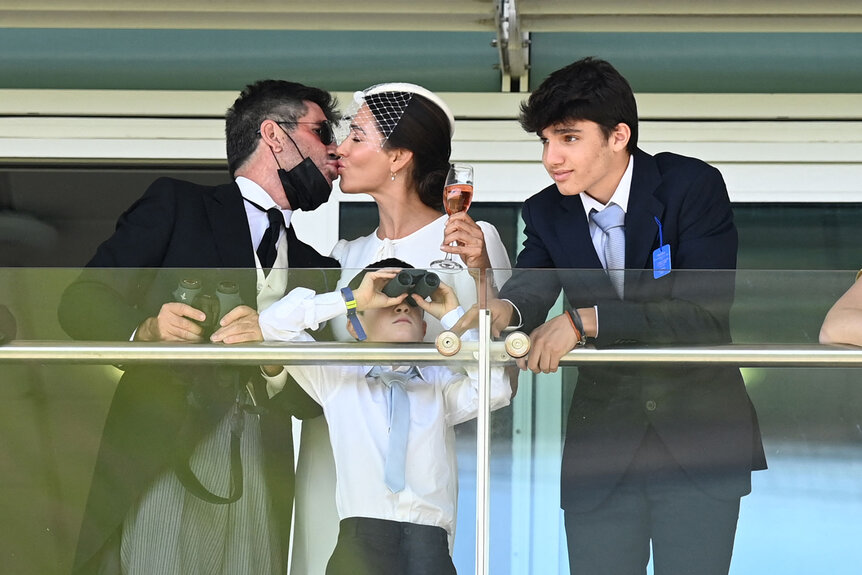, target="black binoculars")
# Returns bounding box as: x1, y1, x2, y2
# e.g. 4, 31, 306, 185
382, 269, 440, 306
173, 279, 243, 338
